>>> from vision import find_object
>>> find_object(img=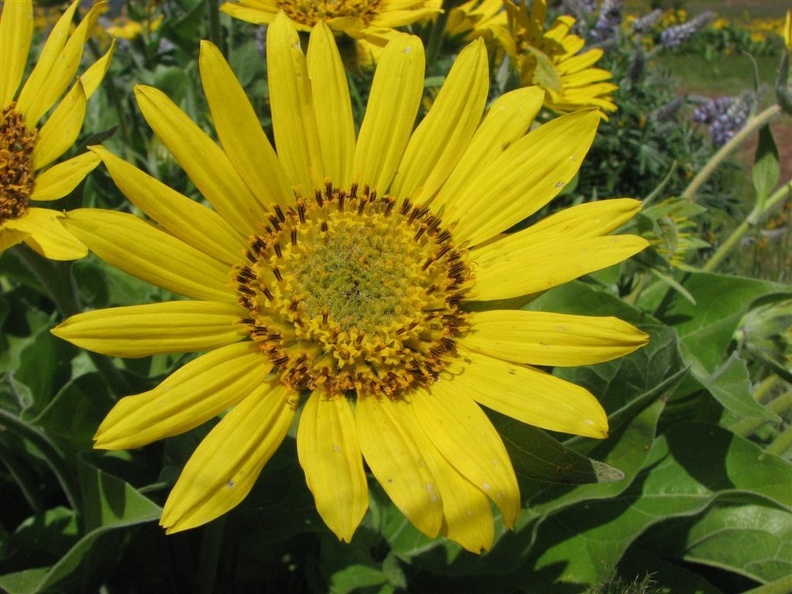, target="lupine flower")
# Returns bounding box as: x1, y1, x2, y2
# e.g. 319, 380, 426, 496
0, 0, 113, 260
659, 11, 715, 50
693, 94, 752, 146
589, 0, 623, 44
630, 9, 663, 35
53, 15, 648, 551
